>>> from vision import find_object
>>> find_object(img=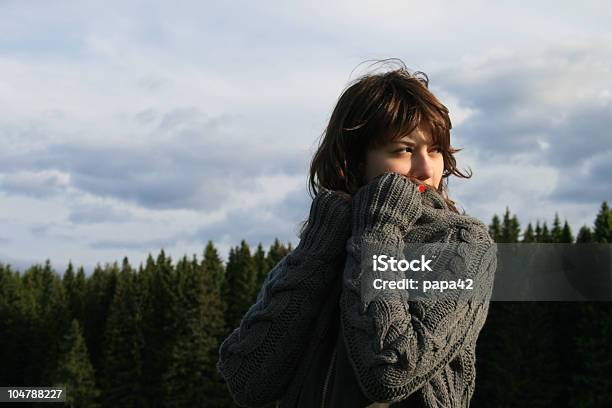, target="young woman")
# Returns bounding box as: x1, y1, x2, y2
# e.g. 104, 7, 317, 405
217, 60, 497, 408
